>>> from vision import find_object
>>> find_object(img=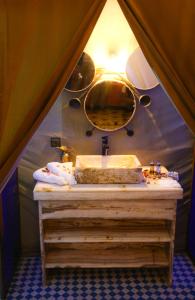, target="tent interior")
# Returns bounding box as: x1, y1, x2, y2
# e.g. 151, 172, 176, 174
0, 0, 195, 298
18, 0, 194, 254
